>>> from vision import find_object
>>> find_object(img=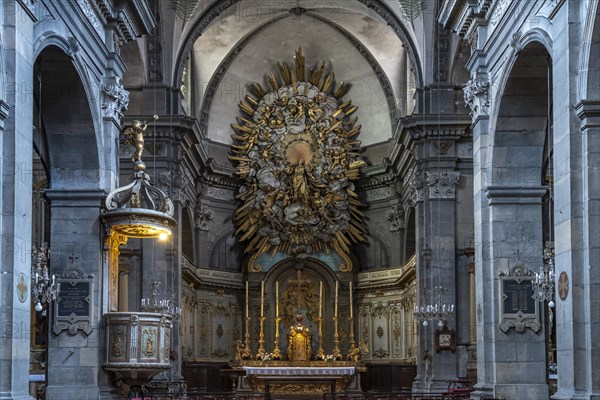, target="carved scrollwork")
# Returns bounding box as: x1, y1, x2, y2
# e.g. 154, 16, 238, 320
464, 72, 490, 120
101, 77, 129, 122
385, 206, 405, 231
194, 205, 214, 231
425, 171, 460, 199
